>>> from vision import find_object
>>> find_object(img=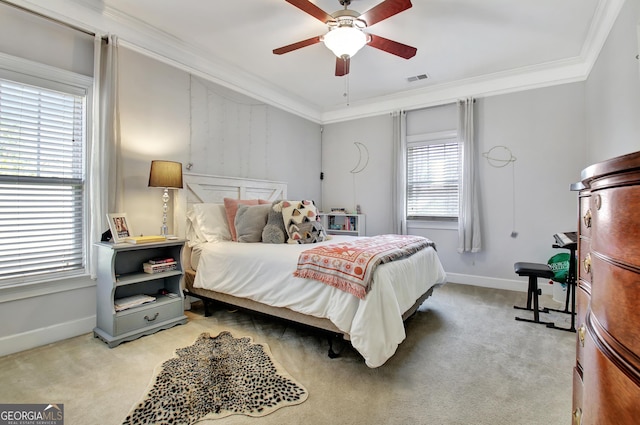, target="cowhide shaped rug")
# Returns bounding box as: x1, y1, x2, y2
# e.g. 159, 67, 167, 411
123, 331, 308, 424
